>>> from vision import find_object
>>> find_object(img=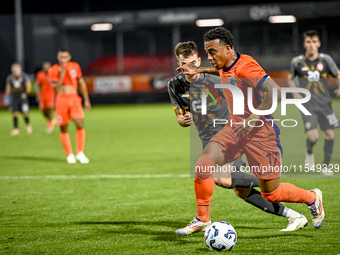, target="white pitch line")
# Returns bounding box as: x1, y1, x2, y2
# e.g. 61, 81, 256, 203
0, 174, 190, 180
0, 173, 337, 180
